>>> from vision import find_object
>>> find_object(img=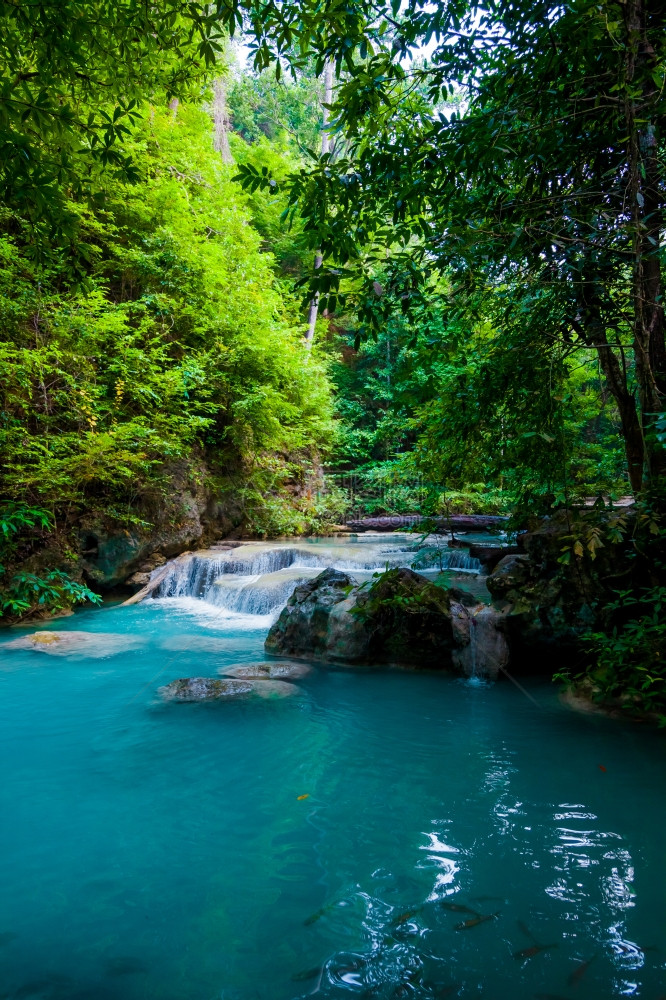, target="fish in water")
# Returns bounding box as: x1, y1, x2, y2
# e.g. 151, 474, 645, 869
514, 921, 558, 960
303, 898, 343, 925
440, 902, 479, 915
394, 906, 422, 924
567, 954, 597, 987
334, 956, 367, 979
454, 910, 500, 930
513, 943, 558, 961
291, 966, 323, 982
